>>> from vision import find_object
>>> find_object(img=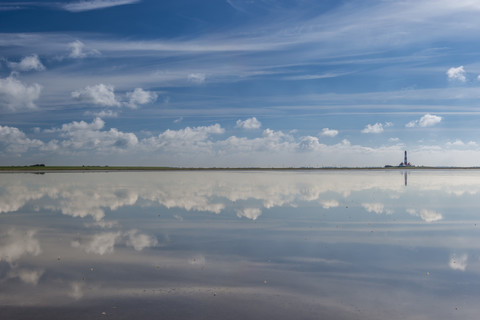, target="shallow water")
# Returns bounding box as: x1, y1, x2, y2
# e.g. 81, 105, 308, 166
1, 170, 480, 319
